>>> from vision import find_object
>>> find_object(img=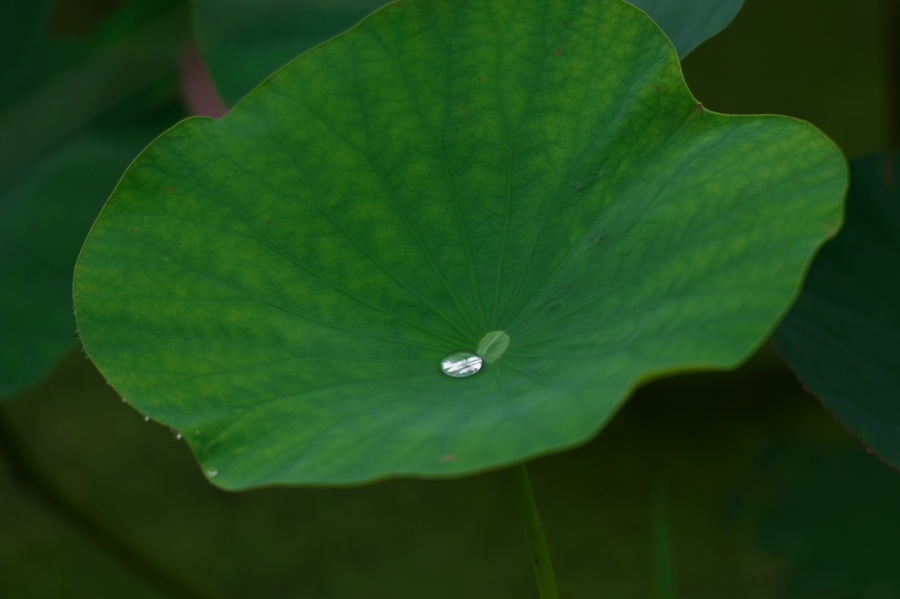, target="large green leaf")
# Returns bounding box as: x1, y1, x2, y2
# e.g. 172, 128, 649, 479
774, 152, 900, 469
0, 0, 187, 397
195, 0, 743, 106
75, 0, 845, 488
